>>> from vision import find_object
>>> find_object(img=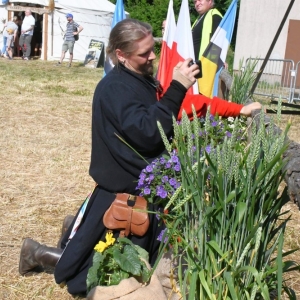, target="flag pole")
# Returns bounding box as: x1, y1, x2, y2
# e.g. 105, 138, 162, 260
249, 0, 295, 96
